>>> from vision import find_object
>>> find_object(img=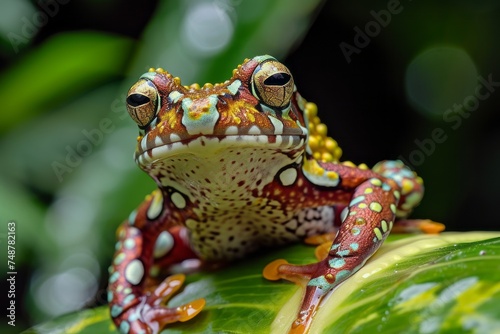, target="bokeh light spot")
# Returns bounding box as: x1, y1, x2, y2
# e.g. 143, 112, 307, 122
405, 46, 478, 118
181, 2, 234, 56
34, 267, 98, 317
